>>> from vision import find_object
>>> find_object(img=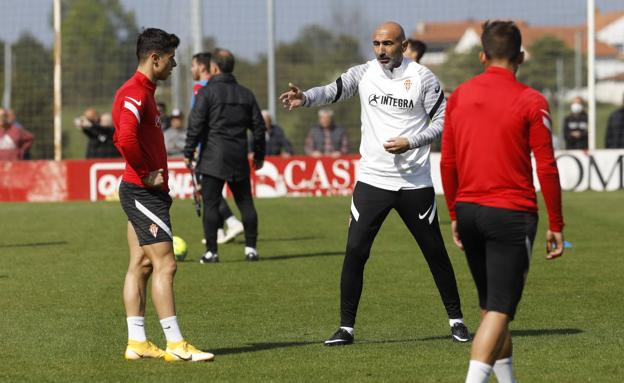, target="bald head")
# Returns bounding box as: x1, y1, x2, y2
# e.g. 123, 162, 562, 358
372, 21, 407, 71
211, 48, 235, 74
373, 22, 406, 41
83, 107, 100, 124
